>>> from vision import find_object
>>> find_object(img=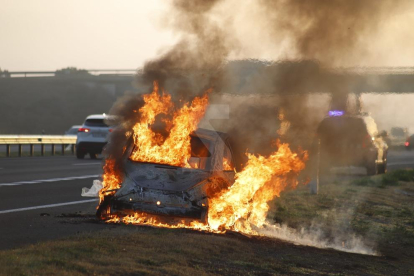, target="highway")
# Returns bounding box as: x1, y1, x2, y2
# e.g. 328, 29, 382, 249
0, 156, 108, 250
1, 150, 414, 250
